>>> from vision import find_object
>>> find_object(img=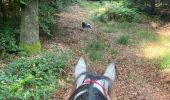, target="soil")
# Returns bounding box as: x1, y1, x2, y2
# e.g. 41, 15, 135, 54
40, 4, 170, 100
